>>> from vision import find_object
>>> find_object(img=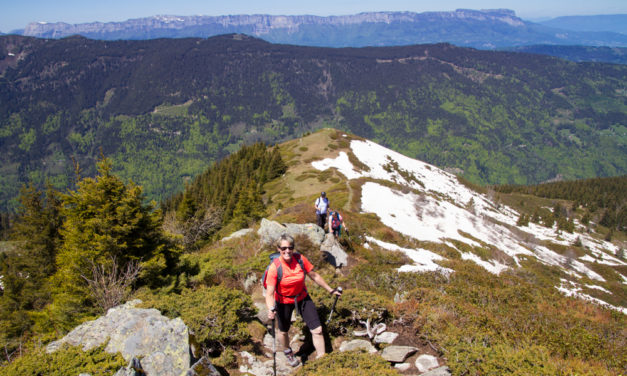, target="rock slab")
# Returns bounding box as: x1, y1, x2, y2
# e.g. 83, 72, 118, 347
338, 339, 377, 353
420, 365, 452, 376
374, 331, 399, 344
47, 300, 190, 376
415, 354, 439, 372
380, 345, 418, 363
